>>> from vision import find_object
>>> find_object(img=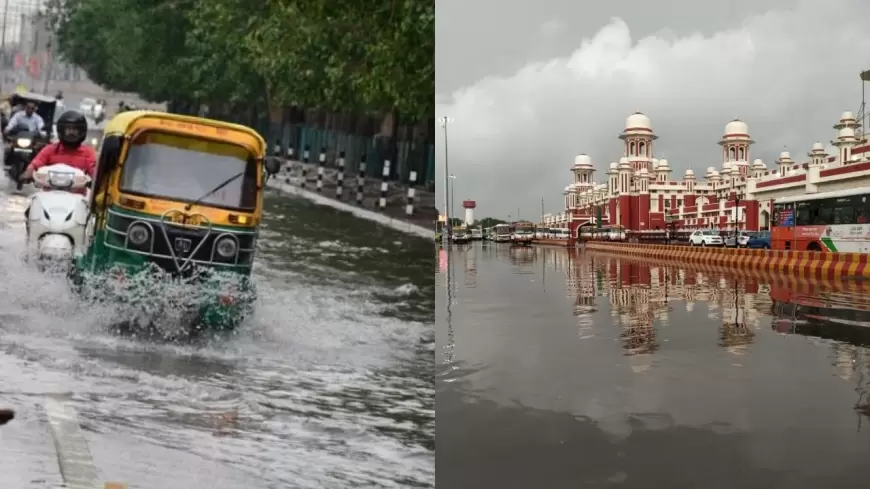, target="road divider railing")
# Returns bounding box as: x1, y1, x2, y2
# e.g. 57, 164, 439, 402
585, 242, 870, 280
